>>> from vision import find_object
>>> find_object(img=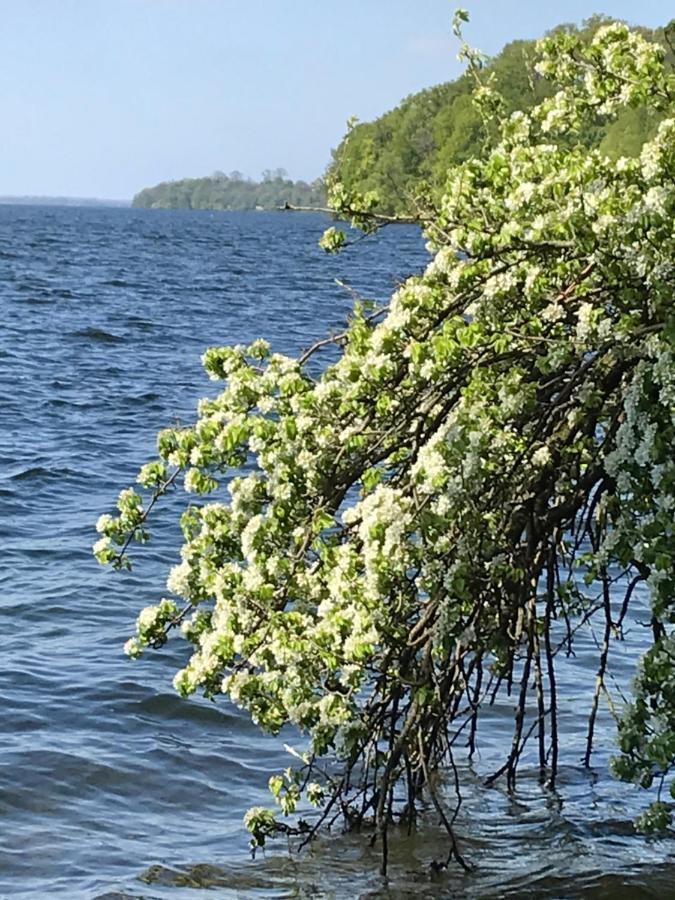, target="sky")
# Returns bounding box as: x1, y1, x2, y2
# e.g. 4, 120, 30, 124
0, 0, 671, 199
